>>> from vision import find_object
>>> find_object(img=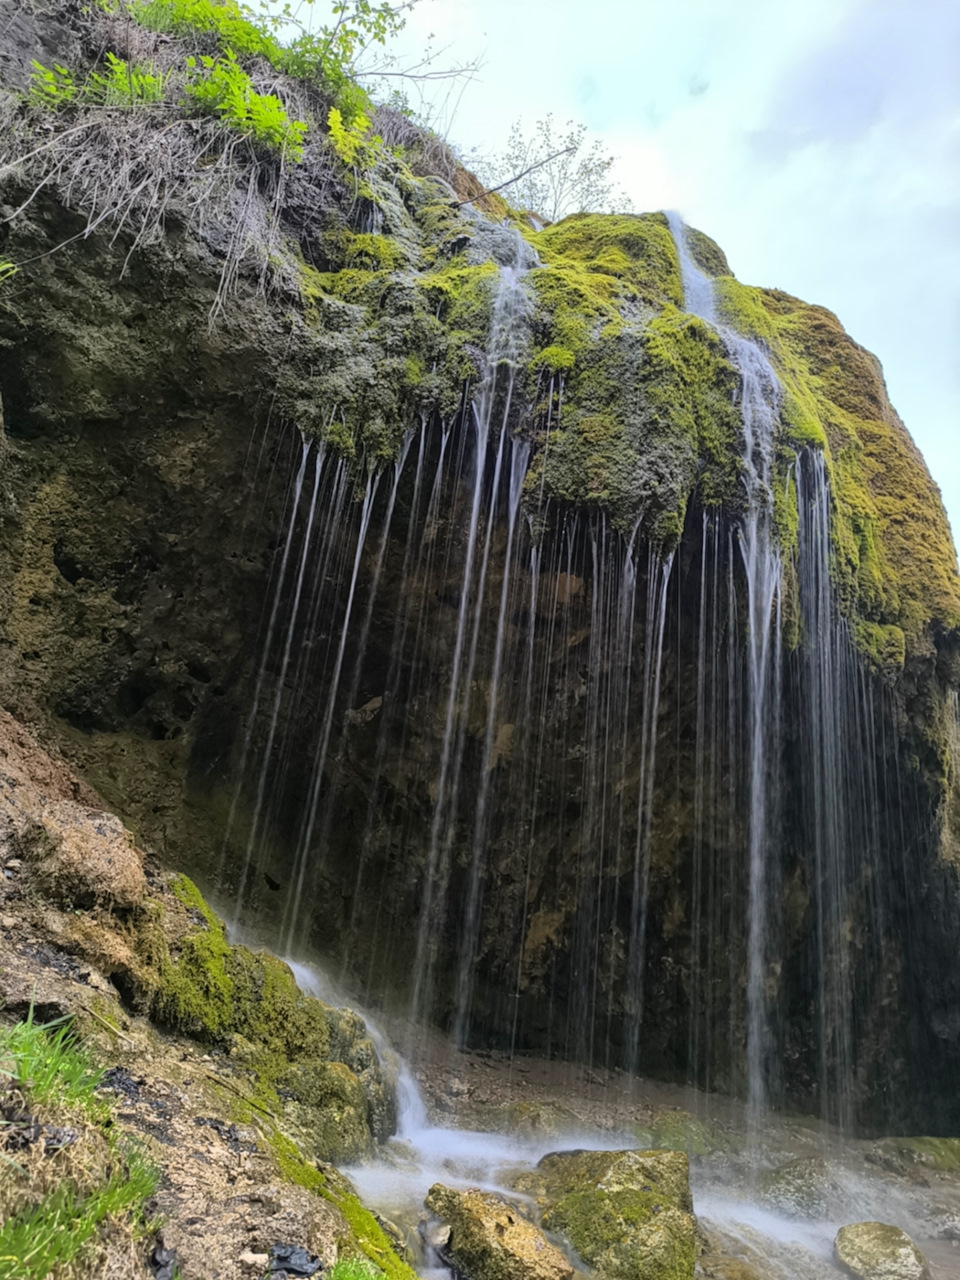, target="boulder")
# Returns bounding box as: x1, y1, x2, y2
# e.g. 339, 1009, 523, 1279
424, 1183, 573, 1280
28, 802, 147, 909
834, 1222, 931, 1280
632, 1108, 729, 1156
536, 1149, 697, 1280
758, 1156, 851, 1220
488, 1100, 581, 1138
